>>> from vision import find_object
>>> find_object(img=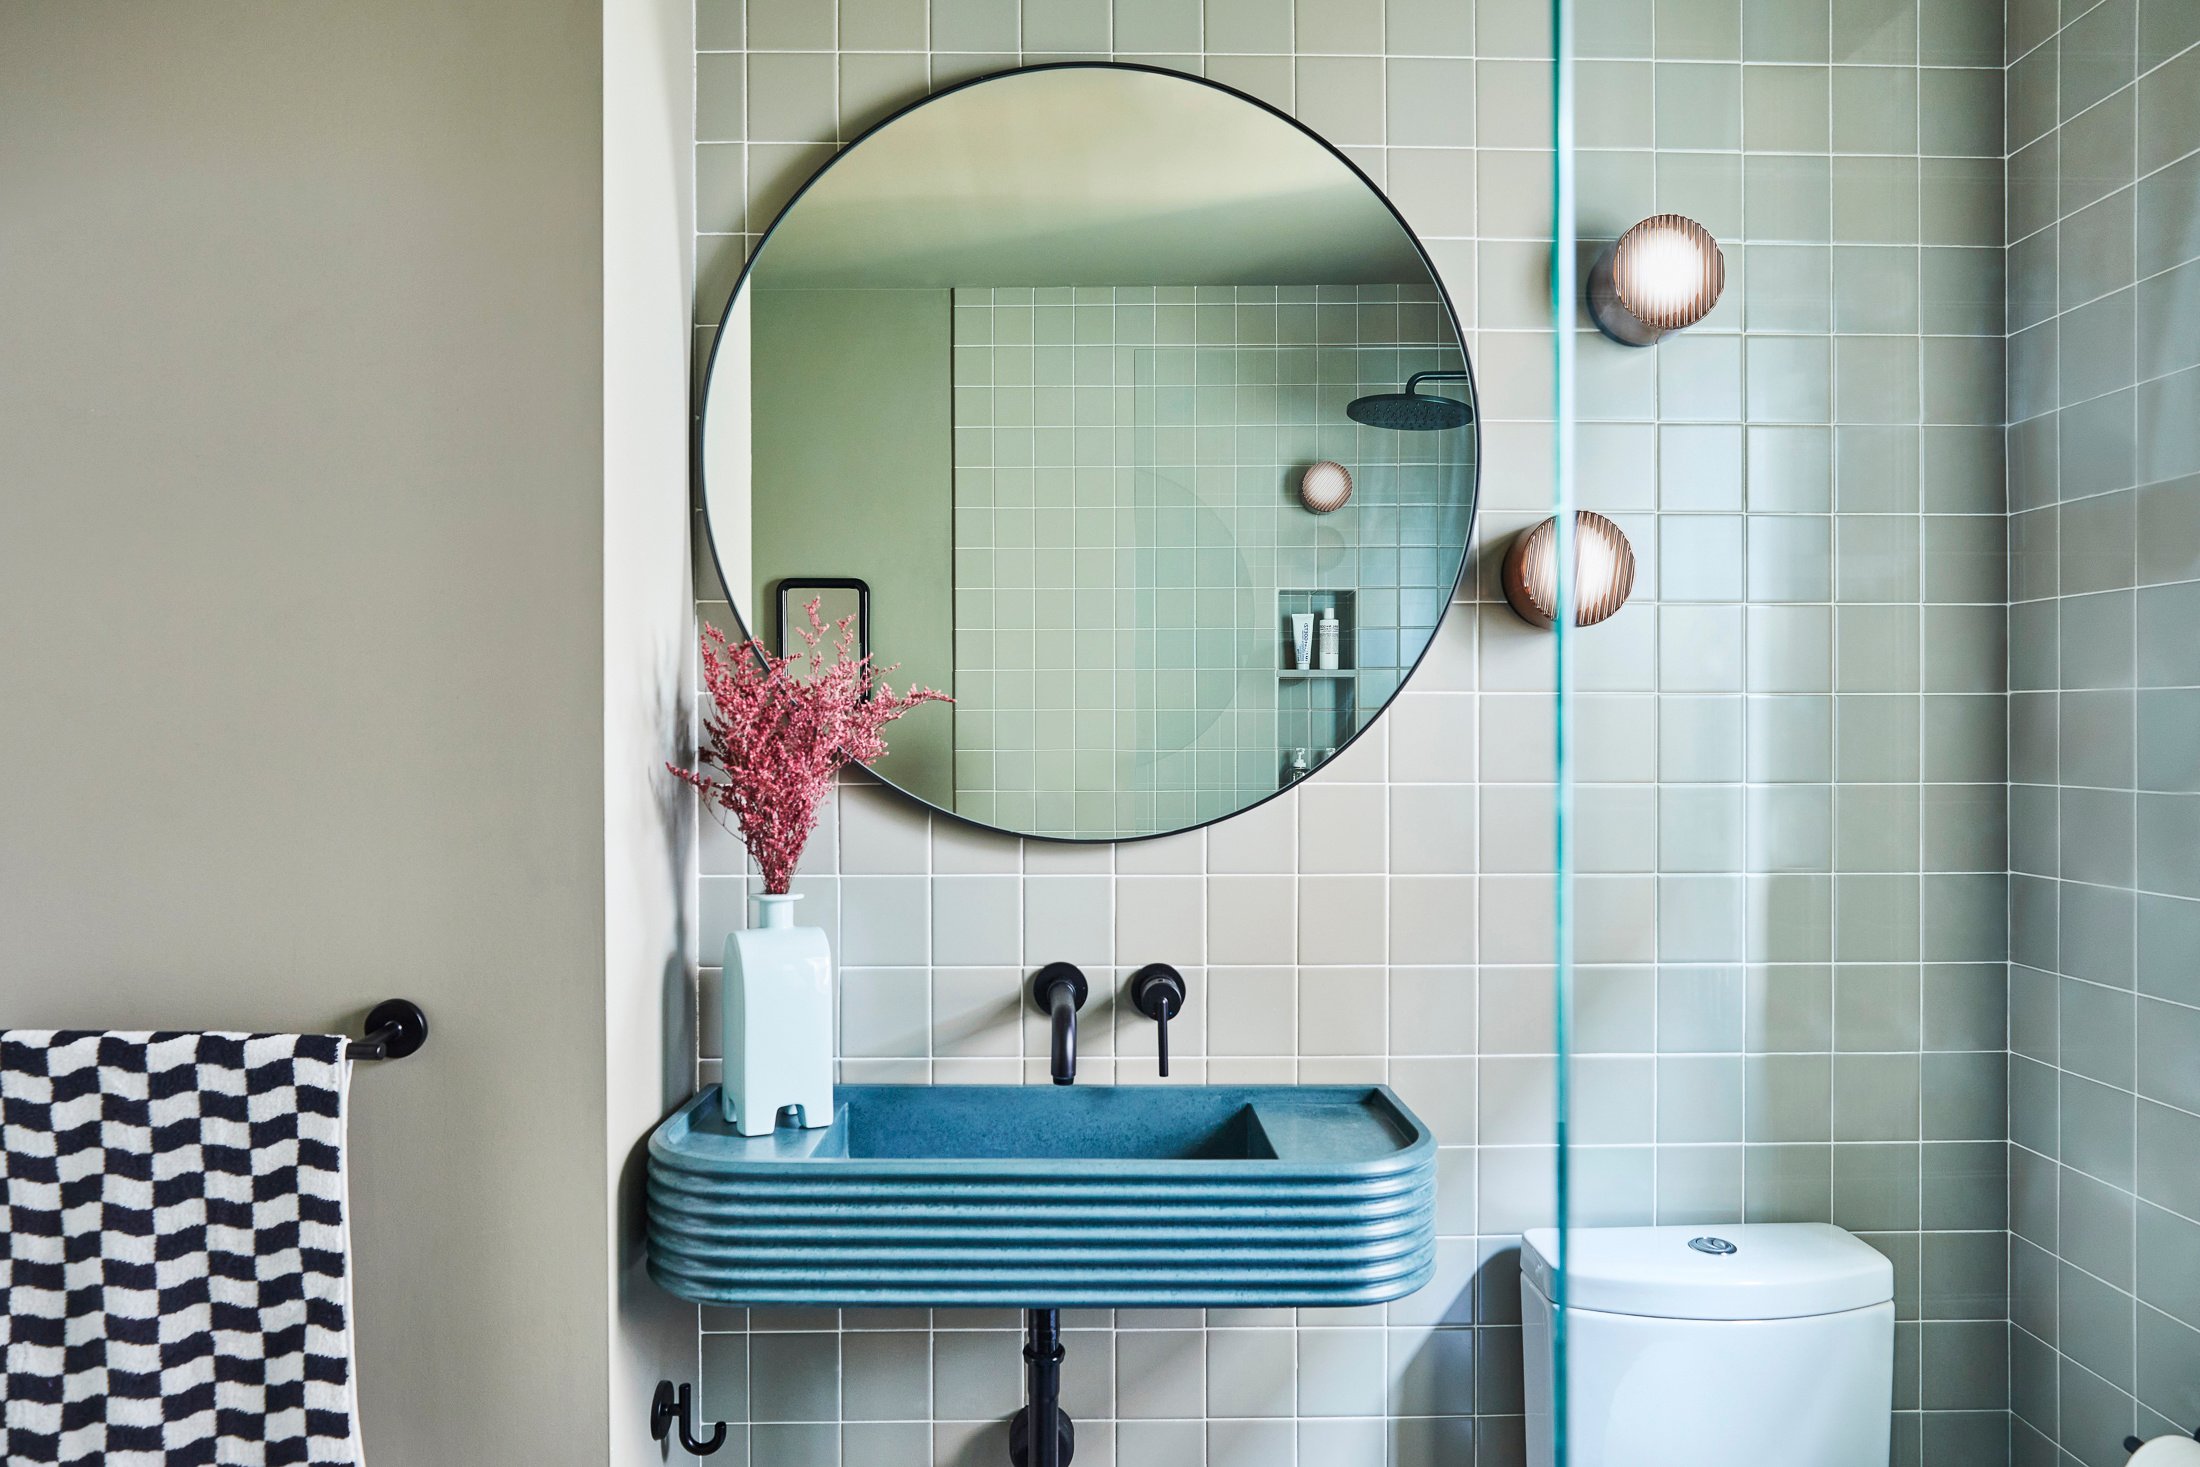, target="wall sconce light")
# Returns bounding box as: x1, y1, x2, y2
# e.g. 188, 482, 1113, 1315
1587, 214, 1726, 347
1501, 511, 1637, 629
1300, 460, 1353, 513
